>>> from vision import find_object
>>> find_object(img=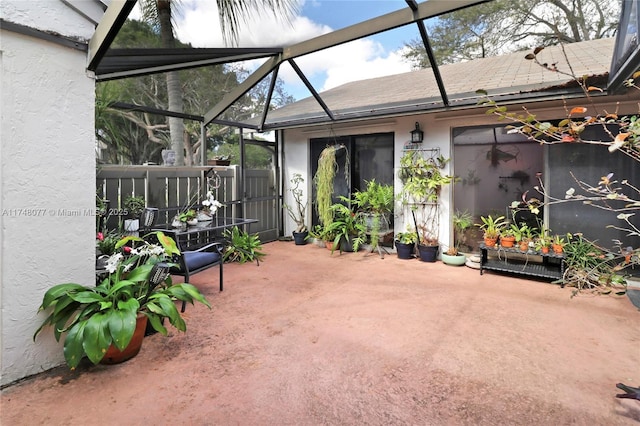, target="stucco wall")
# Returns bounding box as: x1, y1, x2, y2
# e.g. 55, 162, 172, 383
281, 116, 455, 245
1, 1, 95, 386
